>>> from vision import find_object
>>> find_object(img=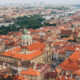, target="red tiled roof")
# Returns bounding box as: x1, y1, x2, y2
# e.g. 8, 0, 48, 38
0, 35, 9, 39
73, 70, 80, 77
1, 49, 43, 61
21, 68, 41, 76
14, 75, 26, 80
61, 30, 72, 35
27, 42, 46, 51
66, 46, 76, 51
60, 51, 80, 71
